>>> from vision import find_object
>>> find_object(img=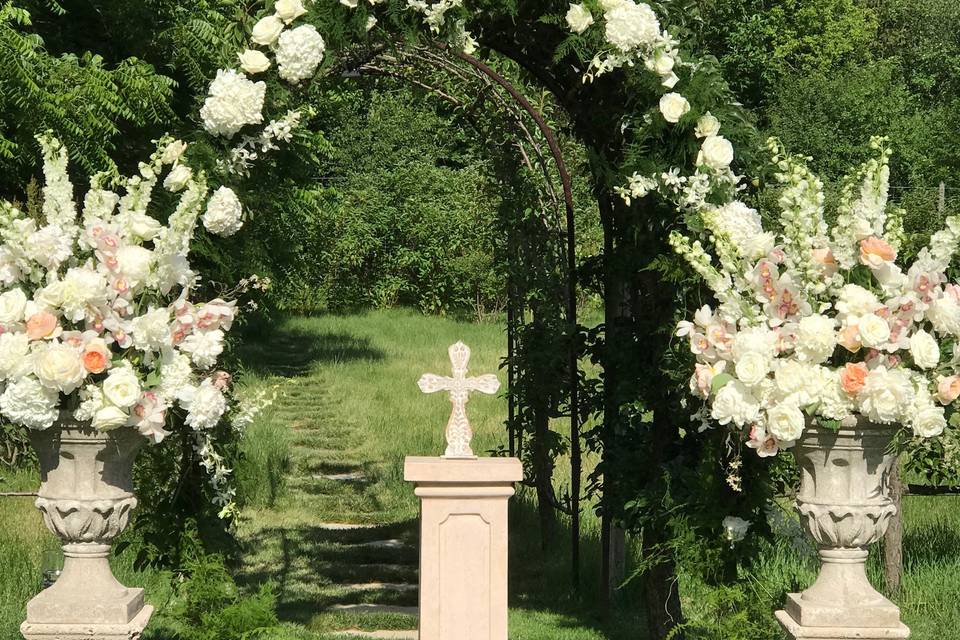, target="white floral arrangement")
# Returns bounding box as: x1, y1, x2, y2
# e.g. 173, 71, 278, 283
0, 132, 279, 512
671, 135, 960, 457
